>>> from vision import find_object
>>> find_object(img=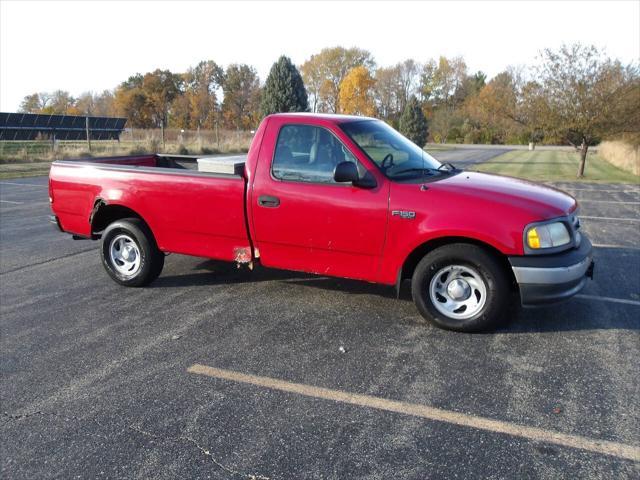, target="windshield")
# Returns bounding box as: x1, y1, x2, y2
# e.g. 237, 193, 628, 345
341, 120, 448, 181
